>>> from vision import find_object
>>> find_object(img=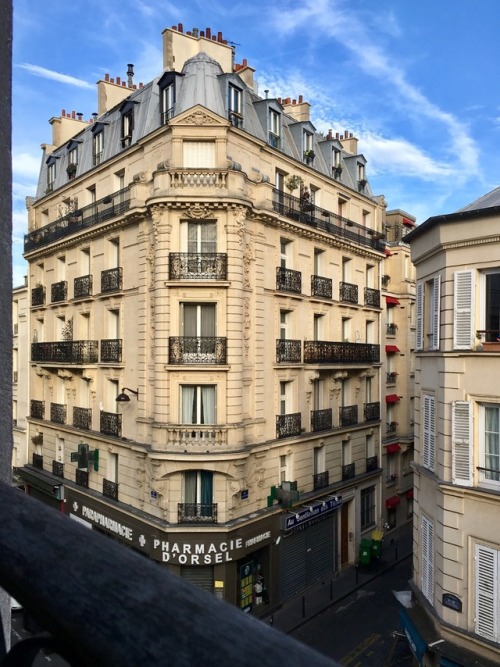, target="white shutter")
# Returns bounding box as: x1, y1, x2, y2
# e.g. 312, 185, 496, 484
415, 281, 424, 351
430, 275, 441, 350
422, 516, 434, 604
475, 544, 498, 641
183, 141, 216, 168
452, 401, 473, 486
453, 270, 475, 350
423, 394, 435, 471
